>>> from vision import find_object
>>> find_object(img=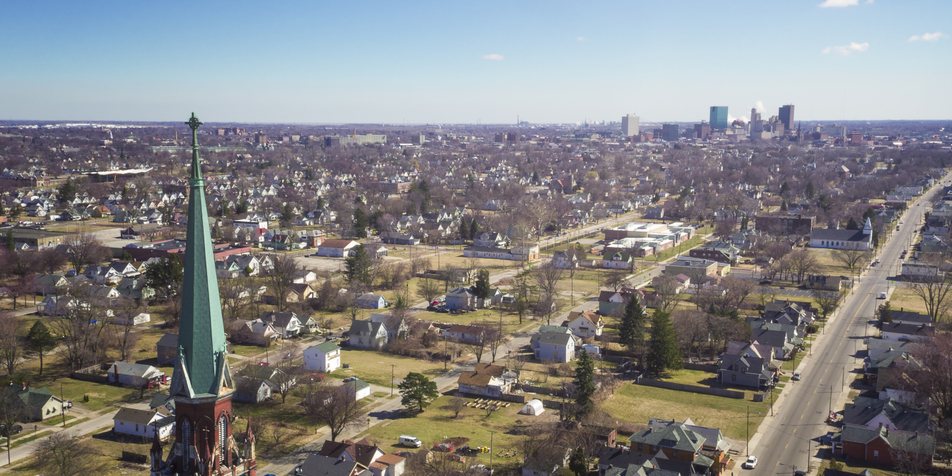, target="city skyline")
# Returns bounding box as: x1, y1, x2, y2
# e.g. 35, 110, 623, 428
1, 0, 949, 124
